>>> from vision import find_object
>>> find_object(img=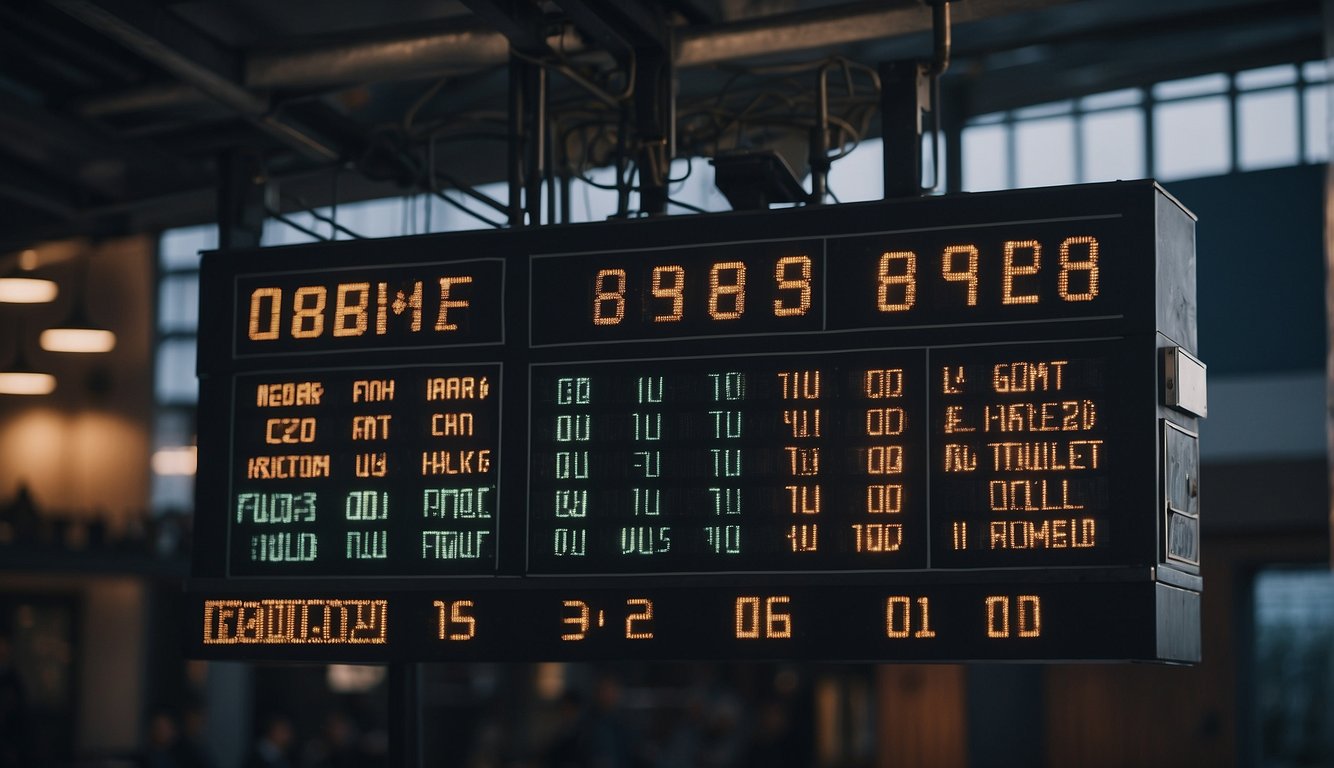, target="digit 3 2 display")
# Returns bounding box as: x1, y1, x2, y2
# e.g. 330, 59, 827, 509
188, 180, 1204, 663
